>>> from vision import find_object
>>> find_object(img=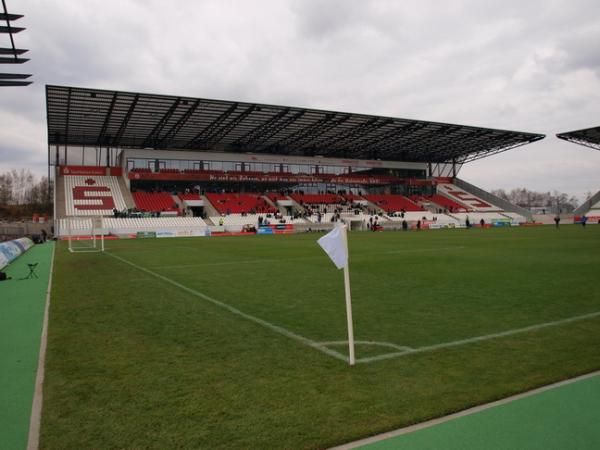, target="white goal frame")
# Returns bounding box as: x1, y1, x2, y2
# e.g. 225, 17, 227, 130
66, 216, 105, 253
